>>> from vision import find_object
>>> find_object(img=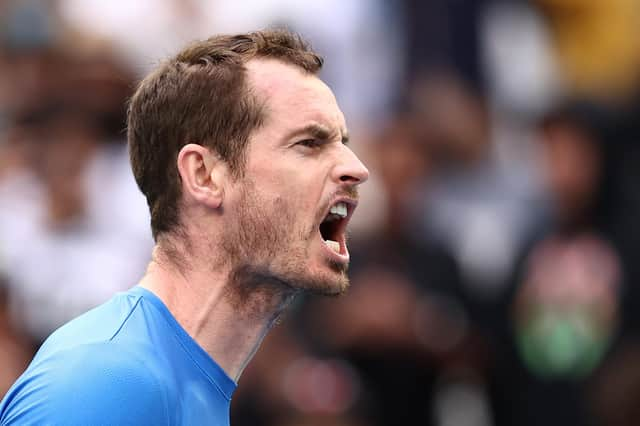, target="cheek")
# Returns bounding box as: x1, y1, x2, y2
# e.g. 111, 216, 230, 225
247, 160, 327, 224
267, 174, 321, 208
